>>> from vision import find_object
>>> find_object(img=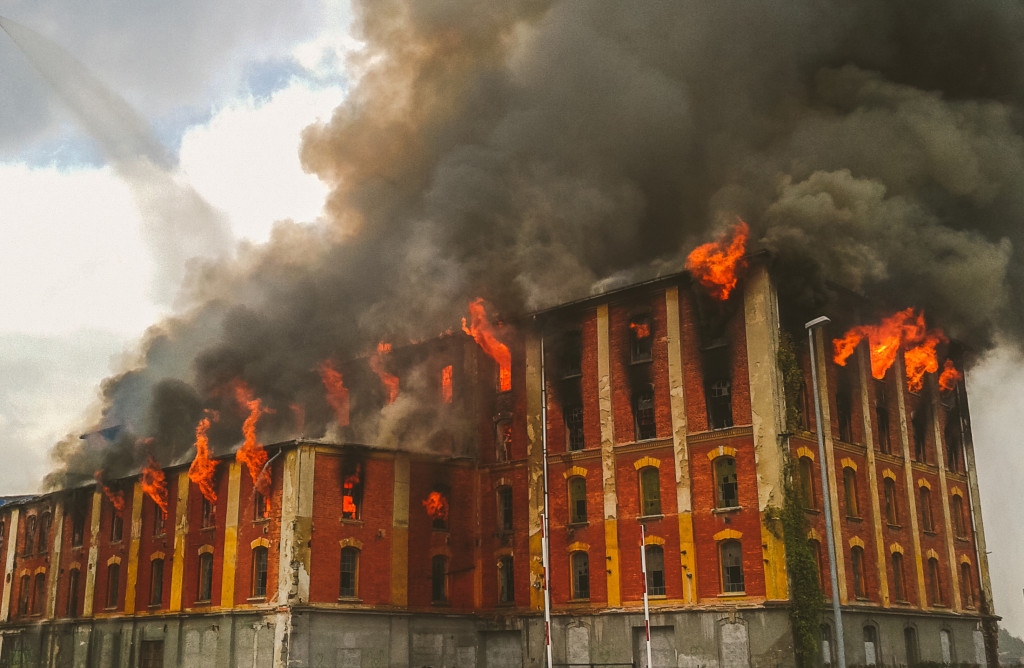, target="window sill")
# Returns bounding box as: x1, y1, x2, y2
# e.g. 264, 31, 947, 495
845, 516, 863, 523
712, 506, 742, 515
923, 529, 937, 536
337, 596, 362, 603
646, 594, 667, 600
637, 514, 664, 522
567, 521, 589, 529
886, 523, 902, 530
102, 607, 117, 612
200, 526, 216, 532
193, 600, 211, 606
803, 508, 821, 515
339, 518, 364, 525
567, 598, 591, 604
246, 596, 267, 603
717, 592, 746, 598
630, 358, 653, 366
955, 535, 969, 542
252, 518, 270, 525
147, 604, 161, 609
152, 533, 166, 540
